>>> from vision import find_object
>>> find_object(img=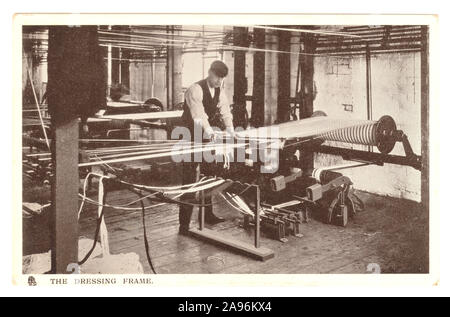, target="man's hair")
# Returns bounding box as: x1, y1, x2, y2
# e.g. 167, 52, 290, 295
209, 60, 228, 78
